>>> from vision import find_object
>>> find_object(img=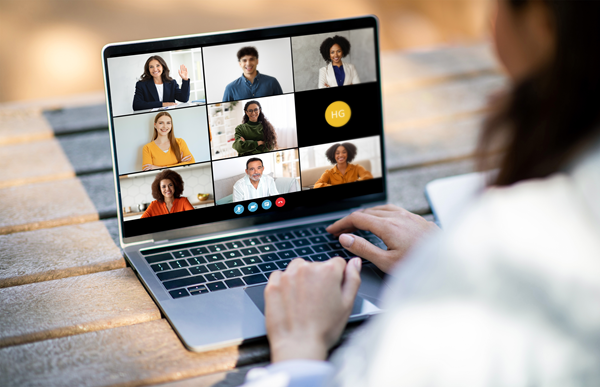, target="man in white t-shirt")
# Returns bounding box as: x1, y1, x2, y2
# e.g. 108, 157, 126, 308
233, 157, 279, 202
